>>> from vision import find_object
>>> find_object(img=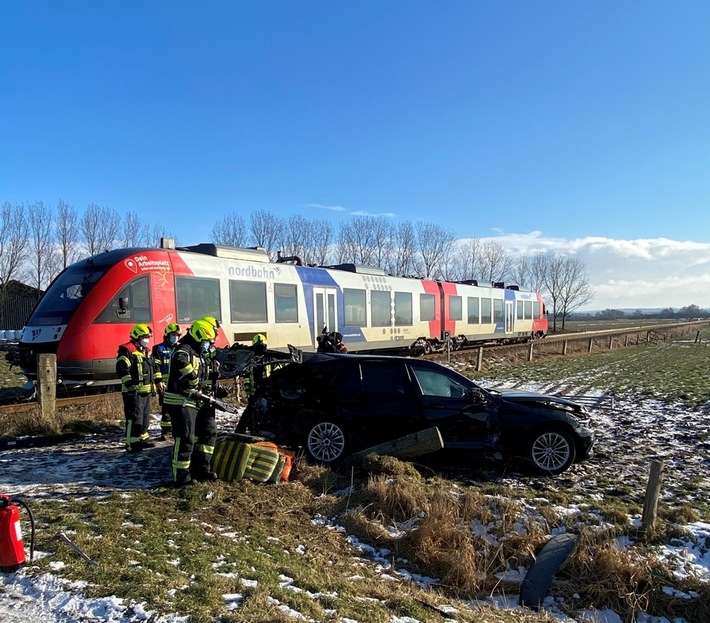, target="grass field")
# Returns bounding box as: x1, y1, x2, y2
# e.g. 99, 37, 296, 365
2, 331, 709, 622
